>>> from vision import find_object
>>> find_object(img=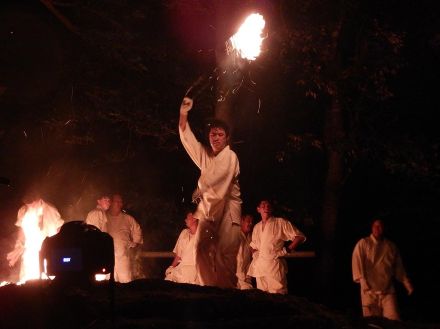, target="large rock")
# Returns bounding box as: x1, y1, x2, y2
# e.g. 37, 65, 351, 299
0, 279, 436, 329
